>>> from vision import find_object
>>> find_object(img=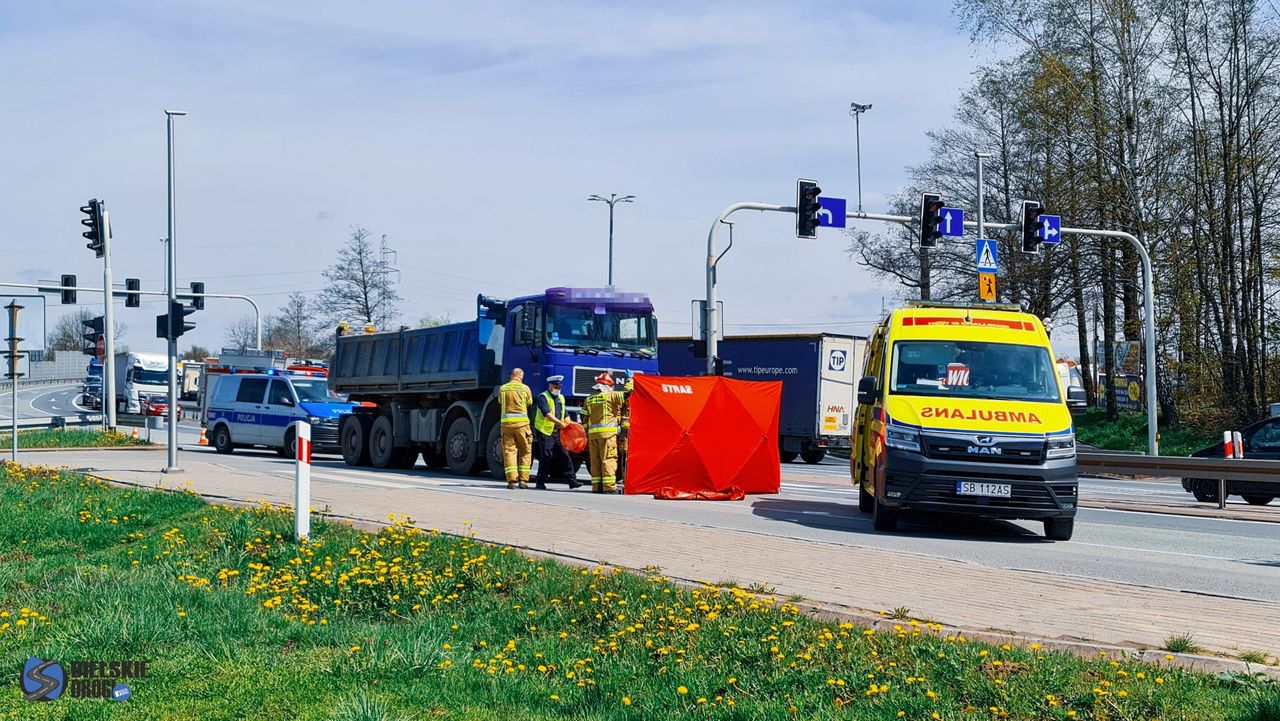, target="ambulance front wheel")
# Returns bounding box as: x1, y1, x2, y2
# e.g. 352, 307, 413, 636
872, 497, 899, 532
1043, 517, 1074, 541
858, 483, 874, 513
